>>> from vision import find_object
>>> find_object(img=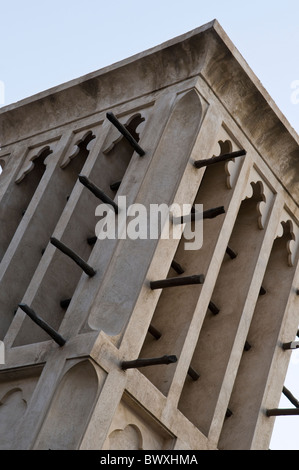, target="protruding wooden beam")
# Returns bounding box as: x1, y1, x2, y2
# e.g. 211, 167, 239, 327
171, 260, 185, 275
87, 236, 97, 246
78, 175, 119, 213
60, 298, 71, 309
283, 386, 299, 408
208, 301, 220, 316
176, 206, 225, 224
226, 246, 237, 259
282, 341, 299, 350
188, 366, 200, 381
203, 206, 226, 219
194, 149, 246, 169
150, 274, 205, 290
110, 180, 122, 191
266, 408, 299, 417
50, 237, 96, 277
148, 324, 162, 340
121, 355, 177, 370
18, 303, 66, 347
259, 286, 267, 296
106, 112, 145, 157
